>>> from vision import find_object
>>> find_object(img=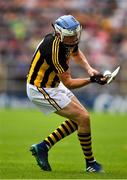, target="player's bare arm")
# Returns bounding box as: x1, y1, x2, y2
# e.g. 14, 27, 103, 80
72, 49, 99, 76
59, 69, 91, 89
